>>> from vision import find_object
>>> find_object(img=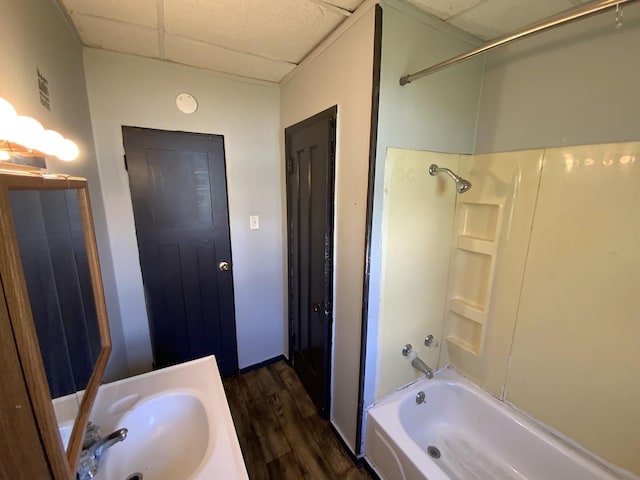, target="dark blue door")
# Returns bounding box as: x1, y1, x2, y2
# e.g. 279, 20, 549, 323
285, 107, 336, 418
122, 127, 238, 376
